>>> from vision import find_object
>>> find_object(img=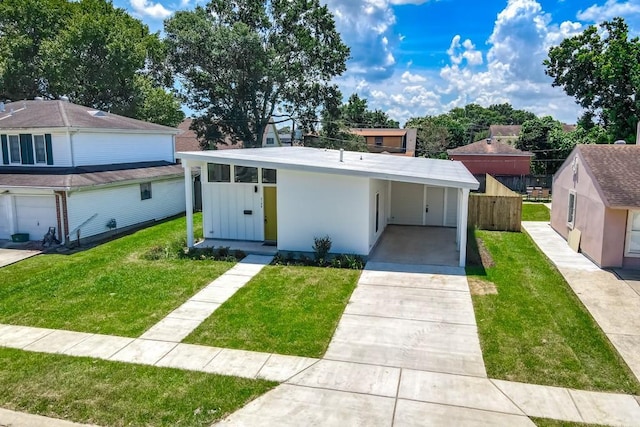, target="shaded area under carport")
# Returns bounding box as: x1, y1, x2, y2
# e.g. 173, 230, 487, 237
368, 225, 459, 267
